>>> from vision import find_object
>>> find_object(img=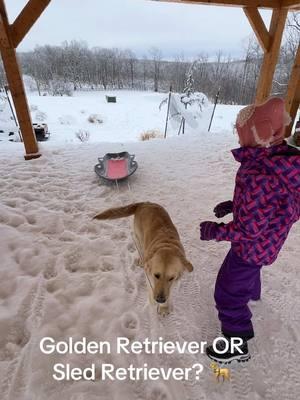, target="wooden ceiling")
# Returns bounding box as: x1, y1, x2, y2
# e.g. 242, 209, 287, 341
151, 0, 300, 10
